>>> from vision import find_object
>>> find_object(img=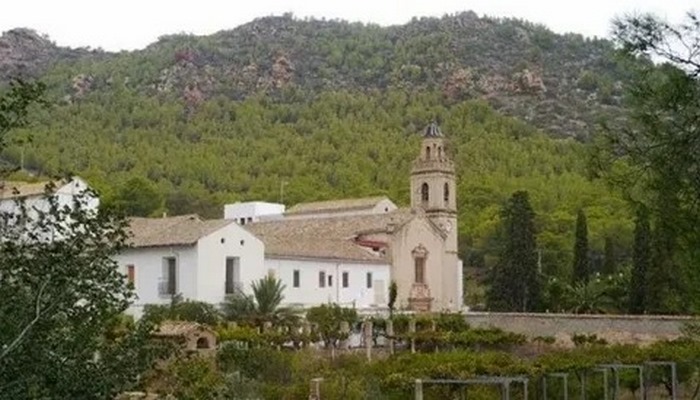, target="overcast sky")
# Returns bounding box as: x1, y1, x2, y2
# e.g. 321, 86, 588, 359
0, 0, 693, 51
